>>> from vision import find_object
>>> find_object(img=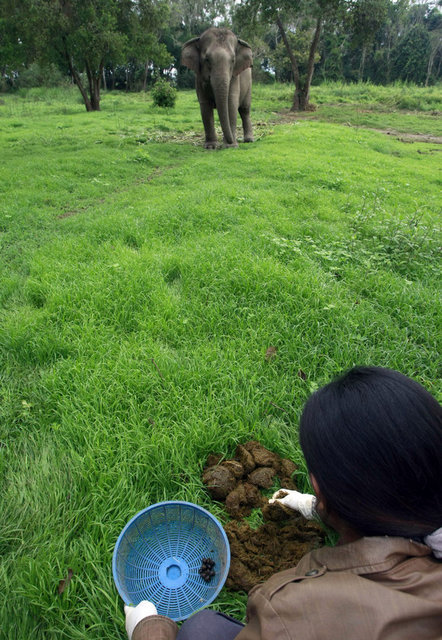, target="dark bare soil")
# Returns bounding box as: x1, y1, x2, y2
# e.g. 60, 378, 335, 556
202, 441, 325, 592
